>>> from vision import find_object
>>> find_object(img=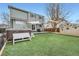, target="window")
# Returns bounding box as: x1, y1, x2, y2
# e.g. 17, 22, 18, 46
39, 16, 42, 19
30, 13, 35, 17
39, 24, 42, 27
32, 25, 35, 30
